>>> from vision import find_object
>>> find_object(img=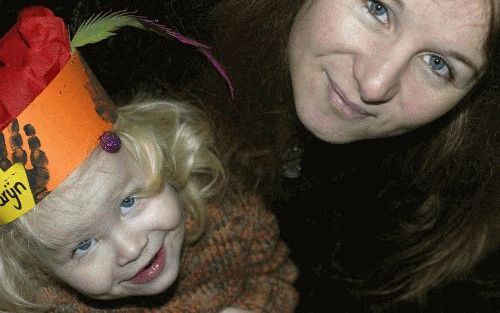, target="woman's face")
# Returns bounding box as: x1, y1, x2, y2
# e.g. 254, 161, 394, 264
289, 0, 492, 143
